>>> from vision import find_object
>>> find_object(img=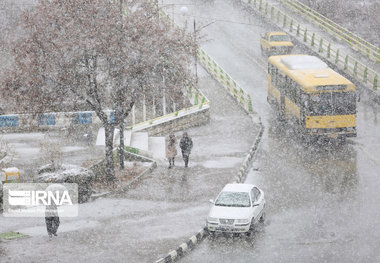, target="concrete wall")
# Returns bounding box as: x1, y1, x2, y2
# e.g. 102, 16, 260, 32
141, 107, 210, 136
